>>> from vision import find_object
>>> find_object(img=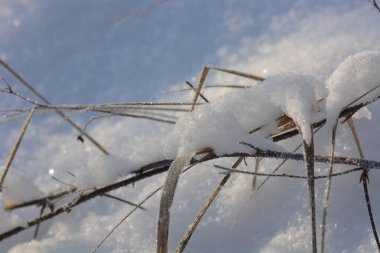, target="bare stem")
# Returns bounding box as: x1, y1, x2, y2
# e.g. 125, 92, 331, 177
320, 123, 337, 253
347, 118, 380, 250
304, 135, 317, 253
0, 107, 35, 191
